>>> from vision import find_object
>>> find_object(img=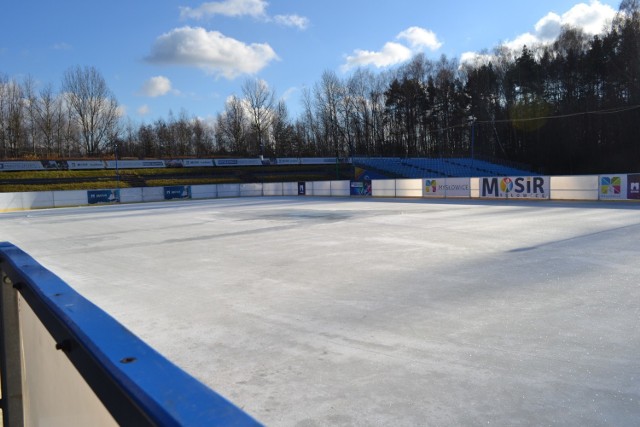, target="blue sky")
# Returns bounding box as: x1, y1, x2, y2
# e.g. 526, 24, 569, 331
0, 0, 621, 123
